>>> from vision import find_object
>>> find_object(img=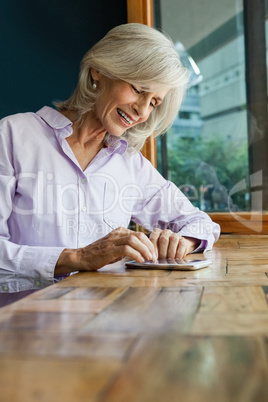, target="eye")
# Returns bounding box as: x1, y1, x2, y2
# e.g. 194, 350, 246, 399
131, 84, 158, 109
131, 84, 141, 94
